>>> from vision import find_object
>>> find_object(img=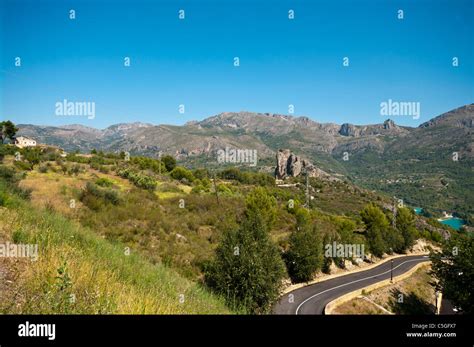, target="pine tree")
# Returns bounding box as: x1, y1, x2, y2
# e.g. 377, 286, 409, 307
396, 207, 417, 252
204, 188, 286, 313
360, 203, 390, 257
